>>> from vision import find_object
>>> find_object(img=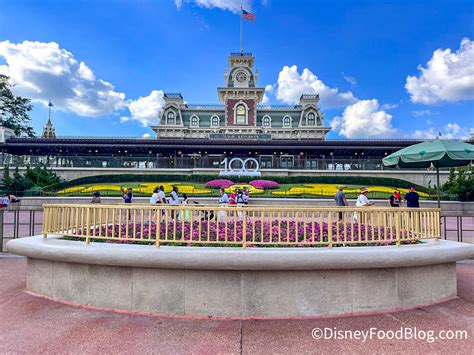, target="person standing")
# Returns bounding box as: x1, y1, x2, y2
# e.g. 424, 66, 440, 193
334, 185, 348, 221
218, 187, 229, 222
121, 187, 133, 204
121, 187, 133, 220
388, 191, 402, 207
169, 186, 180, 219
229, 188, 238, 205
181, 193, 192, 222
354, 188, 373, 223
150, 186, 160, 205
158, 186, 166, 204
242, 187, 250, 204
404, 186, 420, 208
91, 192, 101, 203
